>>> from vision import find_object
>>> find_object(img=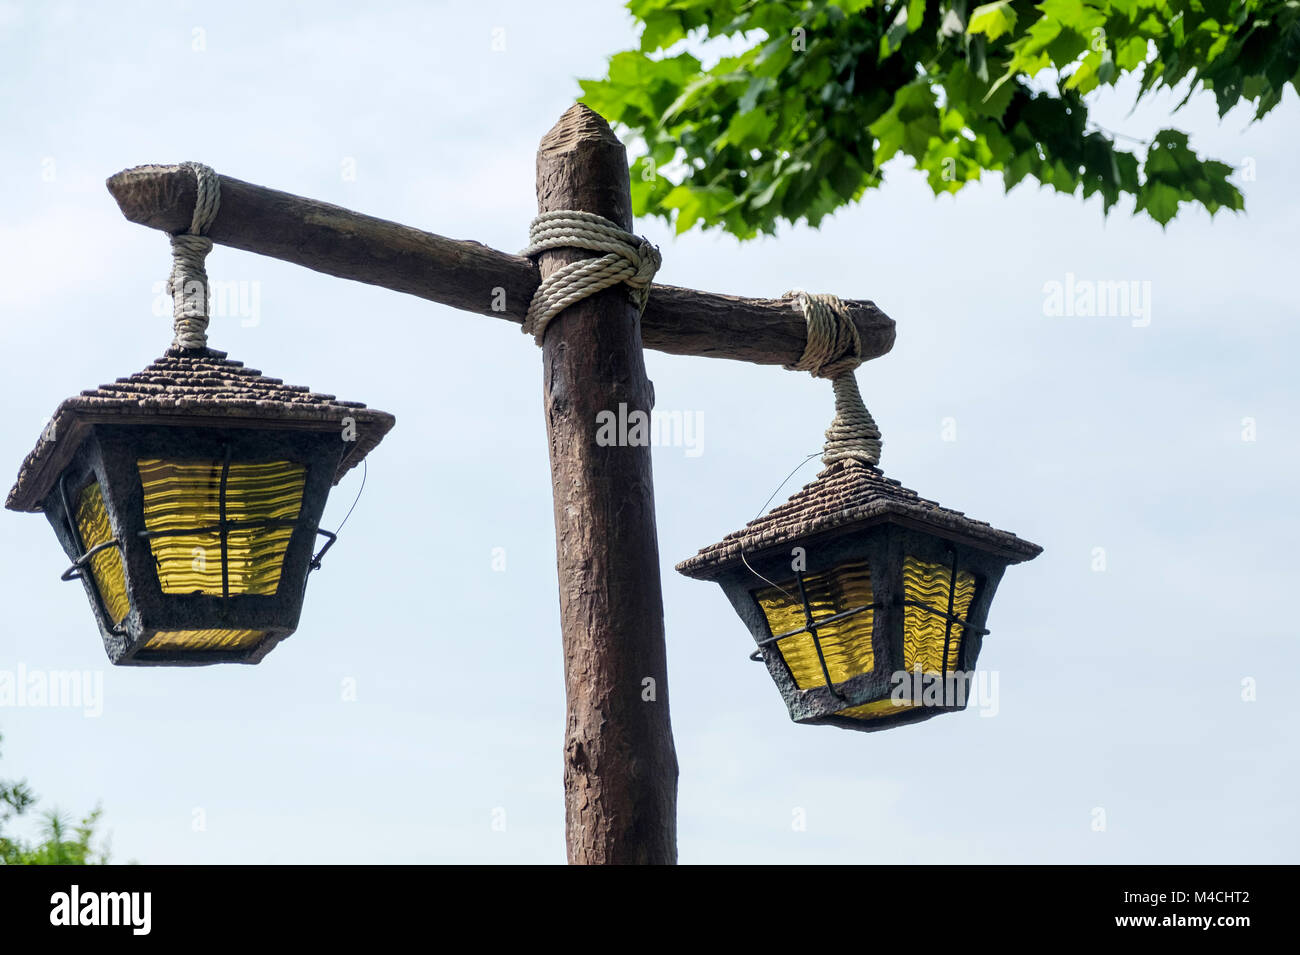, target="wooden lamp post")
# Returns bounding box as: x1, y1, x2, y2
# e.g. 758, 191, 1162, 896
5, 104, 1035, 865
